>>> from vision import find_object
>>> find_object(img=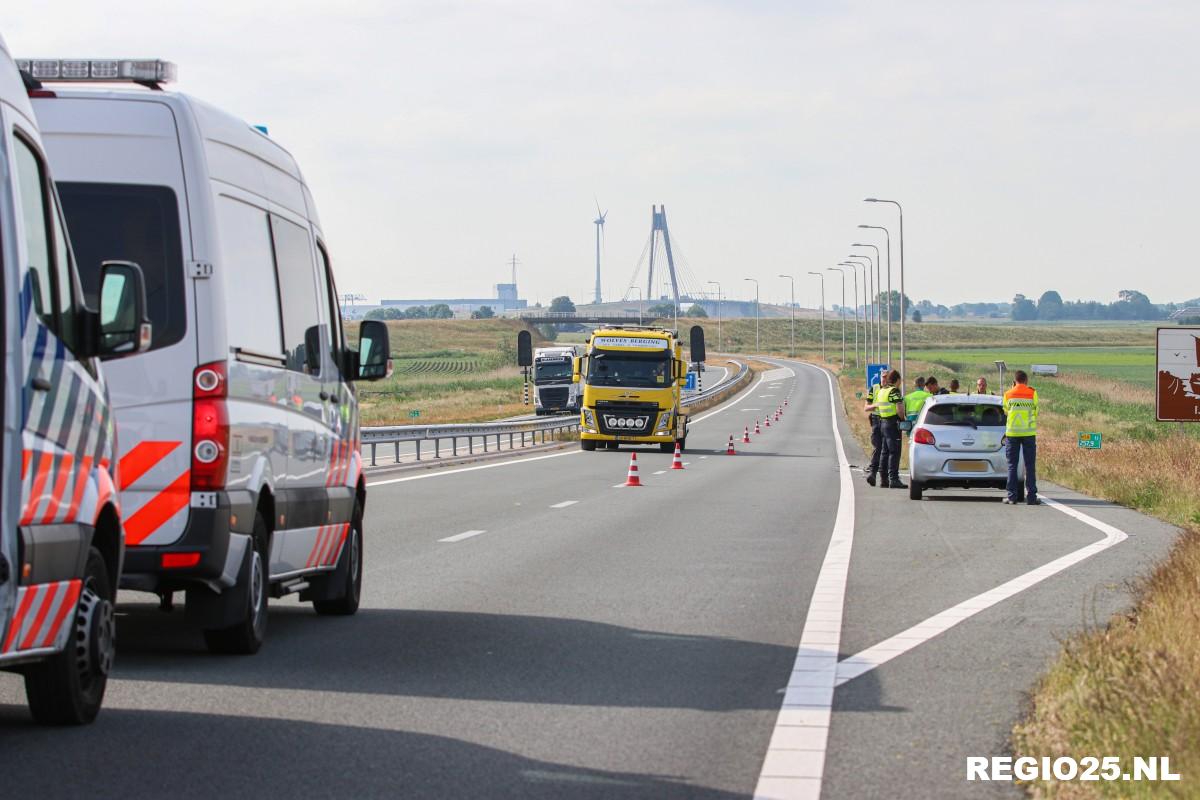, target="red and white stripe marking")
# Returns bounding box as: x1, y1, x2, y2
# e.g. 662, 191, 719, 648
1, 580, 82, 655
